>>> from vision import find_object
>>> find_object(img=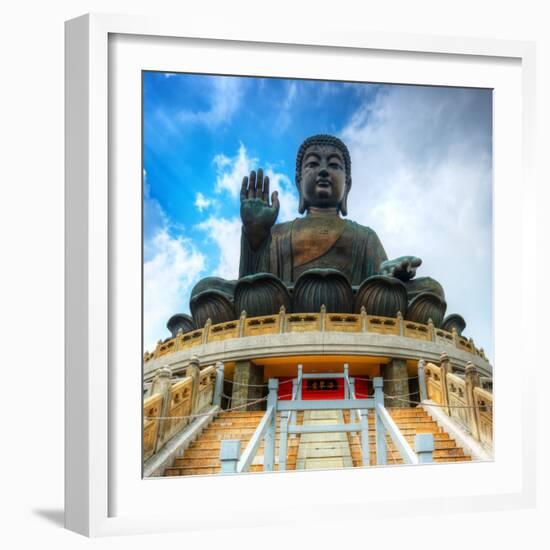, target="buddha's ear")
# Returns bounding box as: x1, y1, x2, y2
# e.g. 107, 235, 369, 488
298, 194, 307, 214
339, 180, 351, 216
